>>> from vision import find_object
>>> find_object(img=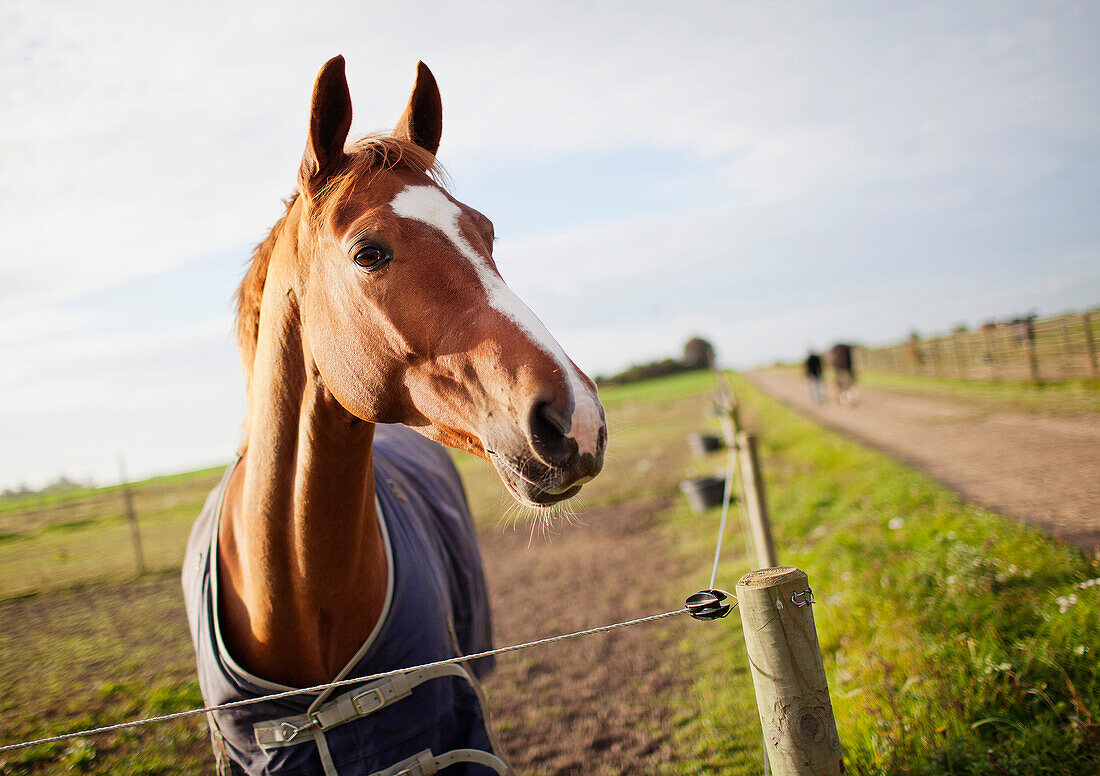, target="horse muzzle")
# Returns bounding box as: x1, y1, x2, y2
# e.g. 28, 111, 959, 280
487, 404, 607, 507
